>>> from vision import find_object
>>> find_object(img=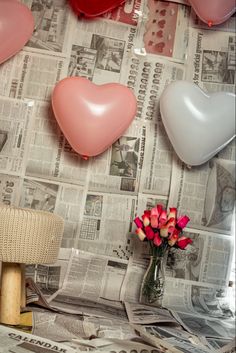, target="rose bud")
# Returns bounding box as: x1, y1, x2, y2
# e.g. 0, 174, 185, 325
134, 217, 143, 229
150, 206, 159, 228
168, 207, 177, 220
144, 210, 151, 217
176, 236, 193, 249
145, 226, 155, 240
177, 215, 190, 229
142, 213, 150, 227
166, 217, 176, 233
160, 224, 169, 238
168, 233, 178, 246
156, 204, 163, 215
135, 228, 146, 241
153, 232, 162, 246
159, 210, 167, 225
